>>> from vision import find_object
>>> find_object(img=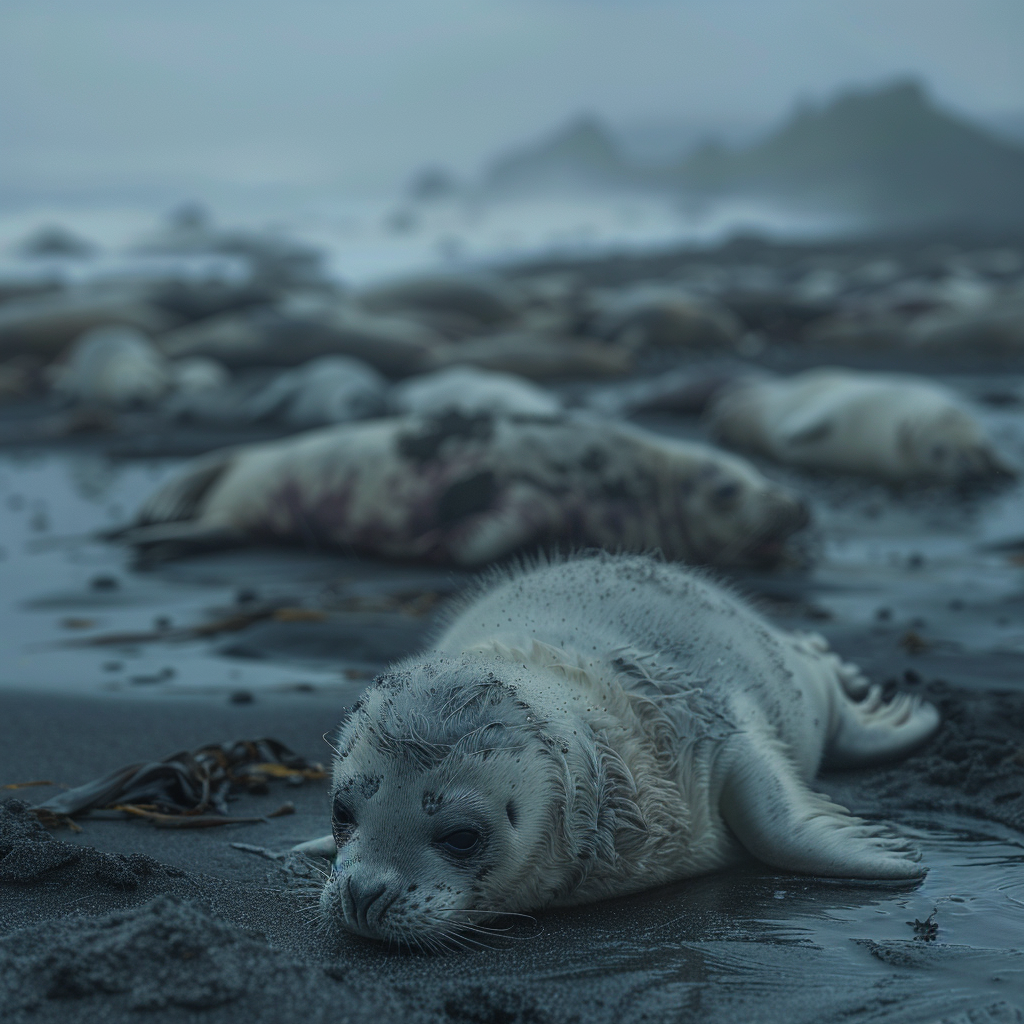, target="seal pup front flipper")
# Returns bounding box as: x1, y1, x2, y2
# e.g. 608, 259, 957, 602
775, 398, 836, 448
109, 448, 244, 559
136, 448, 236, 525
719, 736, 925, 880
114, 520, 248, 562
